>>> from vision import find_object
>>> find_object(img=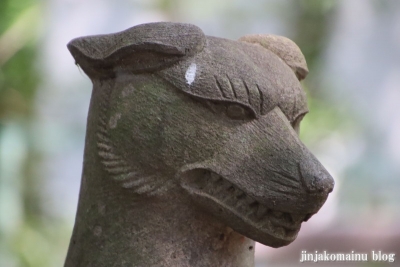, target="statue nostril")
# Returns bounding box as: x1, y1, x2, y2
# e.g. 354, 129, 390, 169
298, 163, 334, 194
